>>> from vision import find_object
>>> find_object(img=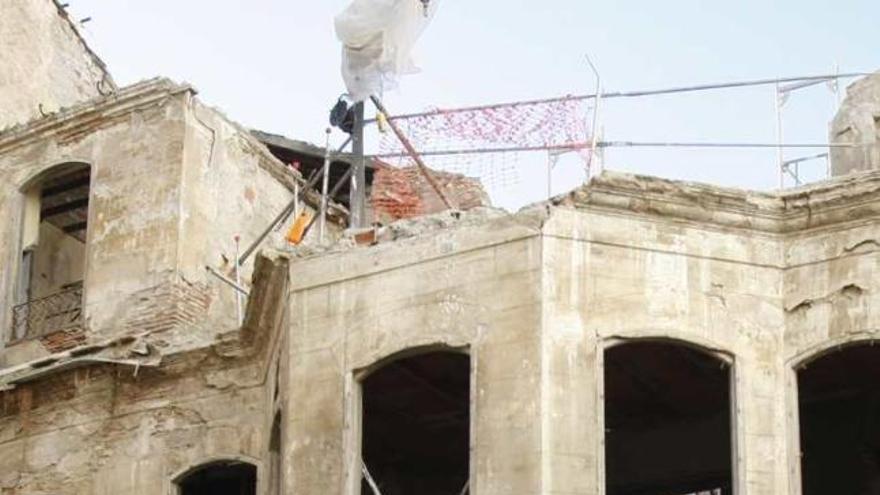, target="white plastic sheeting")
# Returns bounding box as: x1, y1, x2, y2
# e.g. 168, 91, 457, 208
335, 0, 439, 102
